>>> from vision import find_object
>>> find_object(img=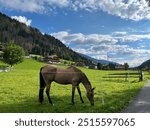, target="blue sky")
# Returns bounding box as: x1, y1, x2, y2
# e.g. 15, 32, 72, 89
0, 0, 150, 67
